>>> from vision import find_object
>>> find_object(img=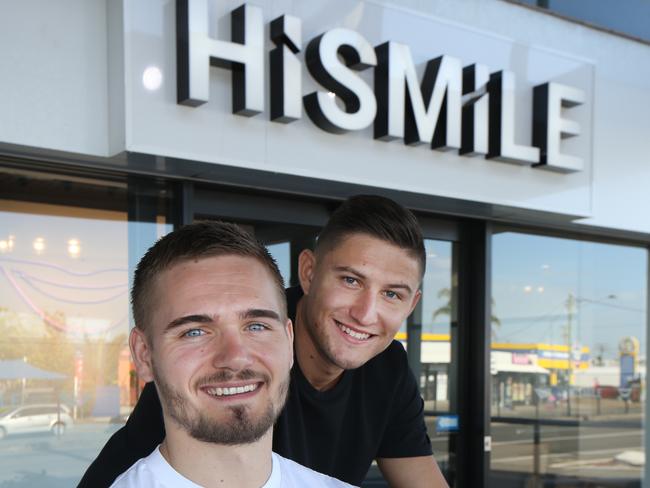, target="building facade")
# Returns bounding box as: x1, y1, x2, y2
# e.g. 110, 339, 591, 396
0, 1, 648, 486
